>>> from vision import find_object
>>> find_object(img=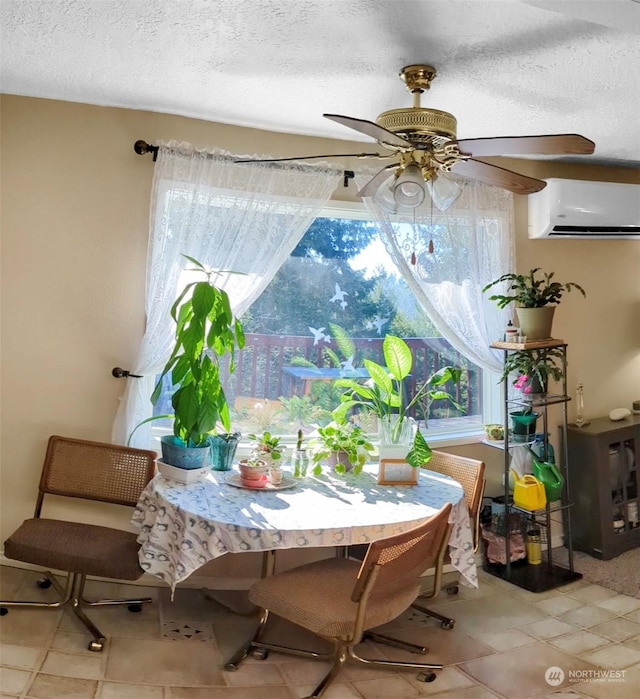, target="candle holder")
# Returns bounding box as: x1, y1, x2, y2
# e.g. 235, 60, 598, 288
575, 382, 590, 428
